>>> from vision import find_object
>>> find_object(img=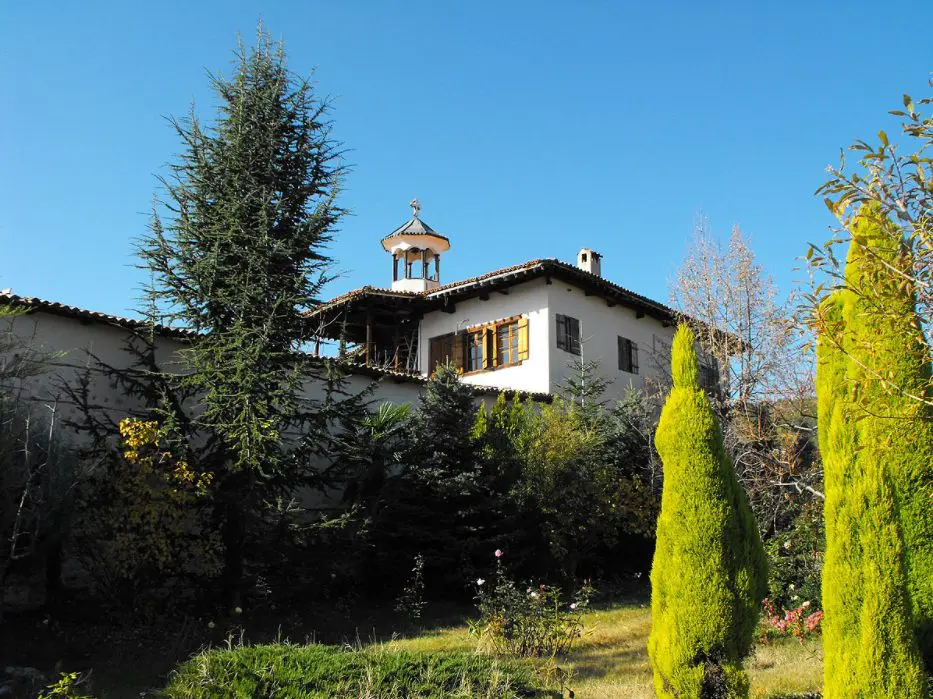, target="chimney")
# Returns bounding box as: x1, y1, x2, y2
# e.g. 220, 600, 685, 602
577, 248, 602, 277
